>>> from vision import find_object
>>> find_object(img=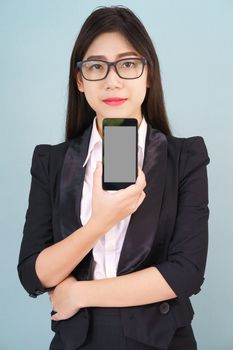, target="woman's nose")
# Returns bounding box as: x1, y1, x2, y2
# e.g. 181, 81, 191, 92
104, 66, 123, 88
